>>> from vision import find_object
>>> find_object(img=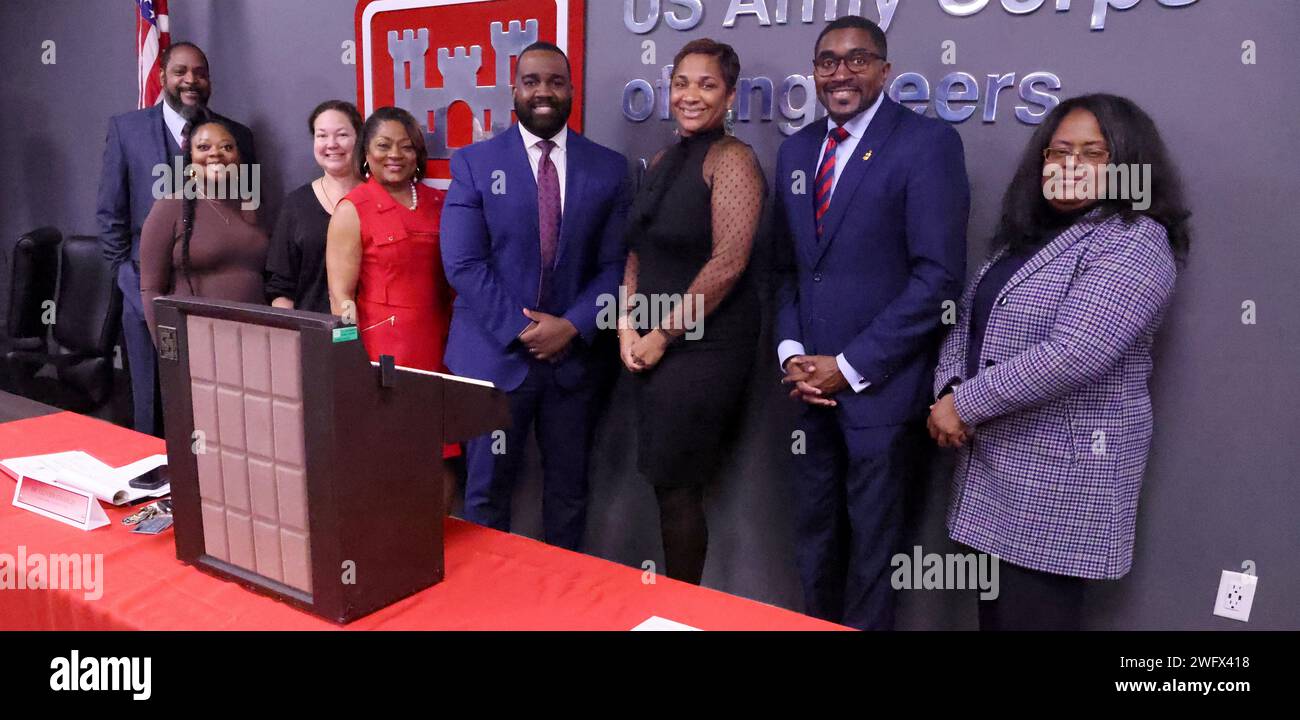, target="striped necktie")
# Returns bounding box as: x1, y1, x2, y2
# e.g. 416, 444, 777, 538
815, 126, 850, 240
